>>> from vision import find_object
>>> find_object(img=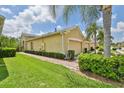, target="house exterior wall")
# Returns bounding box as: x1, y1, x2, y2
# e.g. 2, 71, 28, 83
26, 33, 63, 53
63, 27, 85, 55
23, 26, 93, 55
20, 36, 31, 51
43, 34, 63, 53
69, 40, 82, 54
21, 36, 37, 51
